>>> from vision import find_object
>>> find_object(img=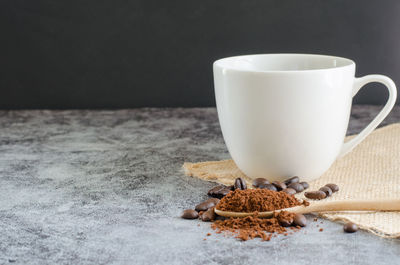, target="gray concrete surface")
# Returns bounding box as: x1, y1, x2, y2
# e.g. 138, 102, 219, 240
0, 105, 399, 265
